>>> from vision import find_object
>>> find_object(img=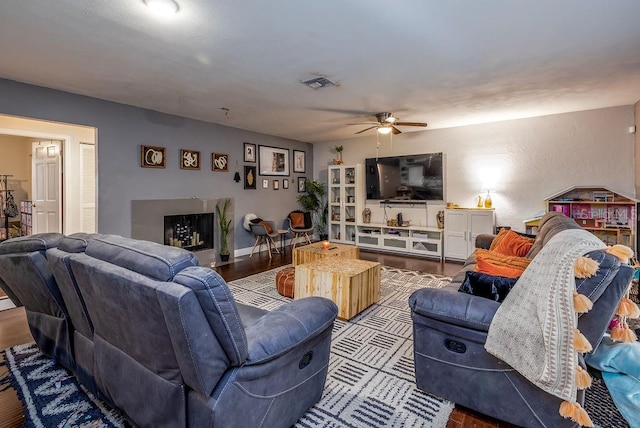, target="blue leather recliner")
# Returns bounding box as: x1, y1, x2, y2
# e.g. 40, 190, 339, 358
409, 213, 634, 427
51, 234, 338, 427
